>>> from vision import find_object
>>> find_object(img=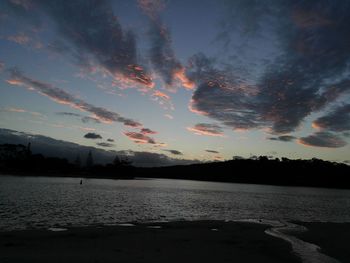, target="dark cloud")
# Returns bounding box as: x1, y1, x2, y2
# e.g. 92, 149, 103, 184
56, 112, 81, 117
298, 132, 347, 148
206, 150, 219, 154
187, 123, 224, 137
164, 149, 183, 155
268, 135, 296, 142
7, 68, 142, 127
96, 142, 114, 148
31, 0, 153, 87
140, 128, 157, 135
313, 104, 350, 132
189, 1, 350, 135
84, 132, 102, 139
107, 138, 114, 142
